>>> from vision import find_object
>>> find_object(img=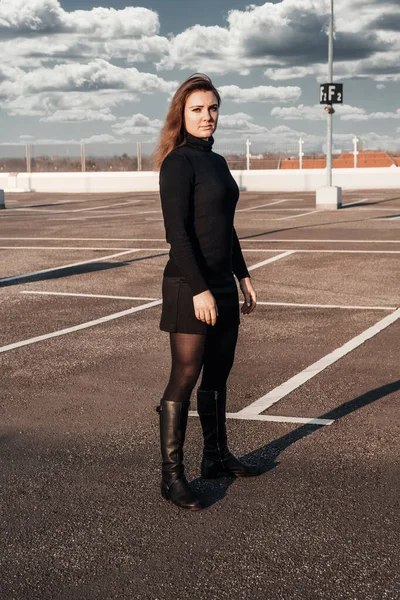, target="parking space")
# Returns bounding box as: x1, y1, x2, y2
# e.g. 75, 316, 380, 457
0, 188, 399, 599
